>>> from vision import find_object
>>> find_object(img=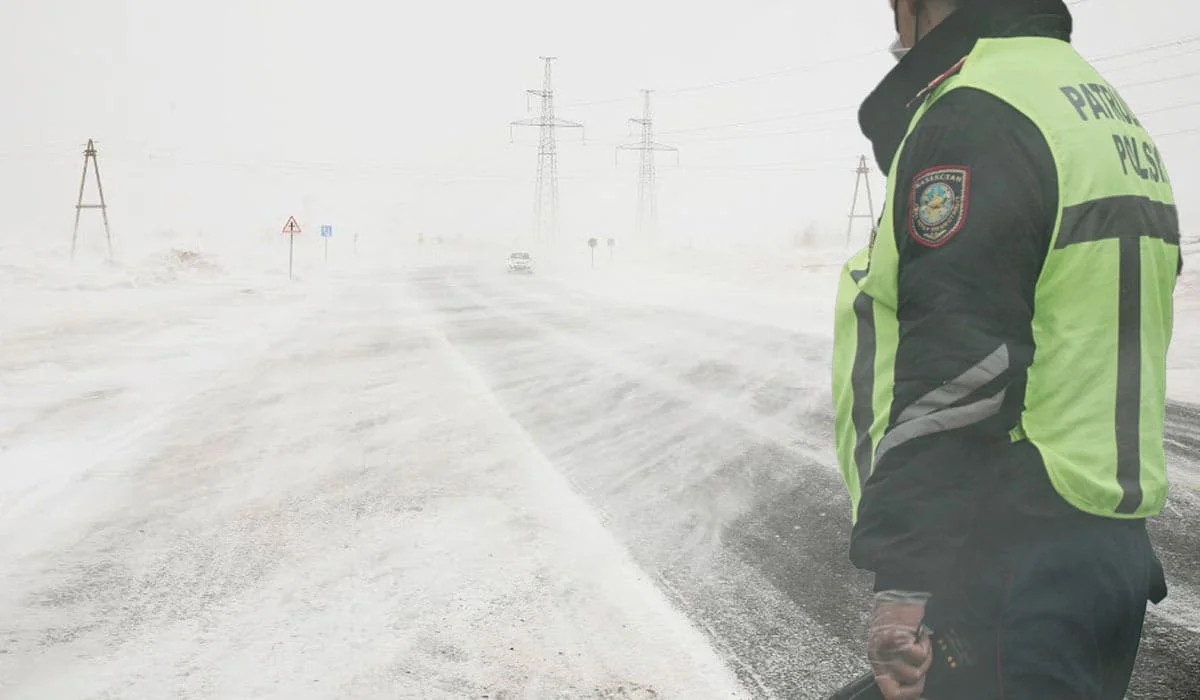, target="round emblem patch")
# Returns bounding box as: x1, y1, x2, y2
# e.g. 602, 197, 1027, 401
919, 182, 956, 227
908, 166, 970, 247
